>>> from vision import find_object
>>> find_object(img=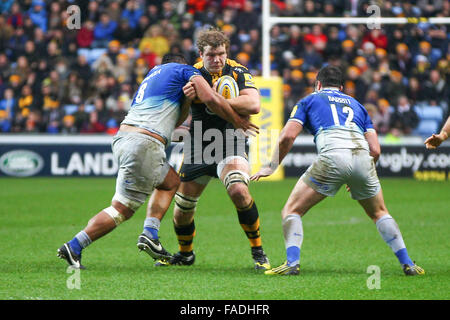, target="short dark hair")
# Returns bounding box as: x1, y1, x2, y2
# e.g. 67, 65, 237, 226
161, 53, 187, 65
316, 65, 343, 88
